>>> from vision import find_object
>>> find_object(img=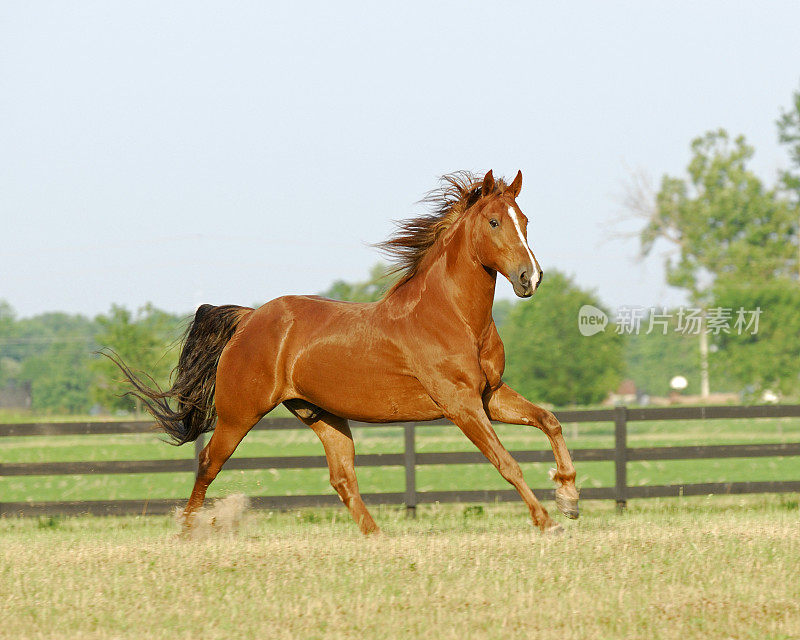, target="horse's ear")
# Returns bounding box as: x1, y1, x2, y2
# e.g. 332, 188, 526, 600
508, 170, 522, 198
482, 170, 495, 196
